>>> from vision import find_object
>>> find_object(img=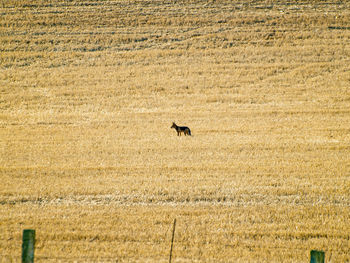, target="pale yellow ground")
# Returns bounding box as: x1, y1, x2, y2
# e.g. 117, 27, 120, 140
1, 0, 350, 262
